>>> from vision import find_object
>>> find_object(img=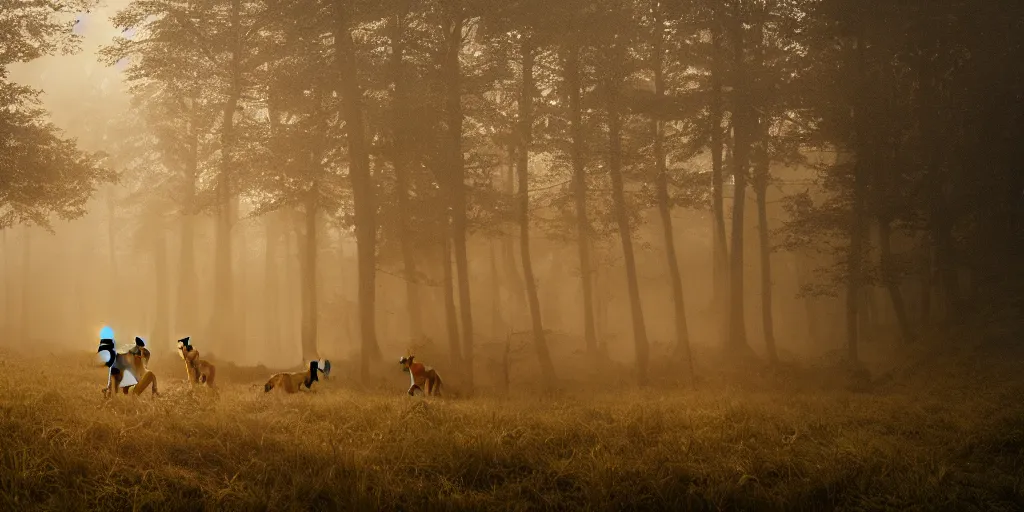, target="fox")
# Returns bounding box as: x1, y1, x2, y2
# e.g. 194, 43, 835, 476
264, 360, 331, 394
176, 336, 216, 389
398, 355, 443, 397
98, 336, 158, 398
